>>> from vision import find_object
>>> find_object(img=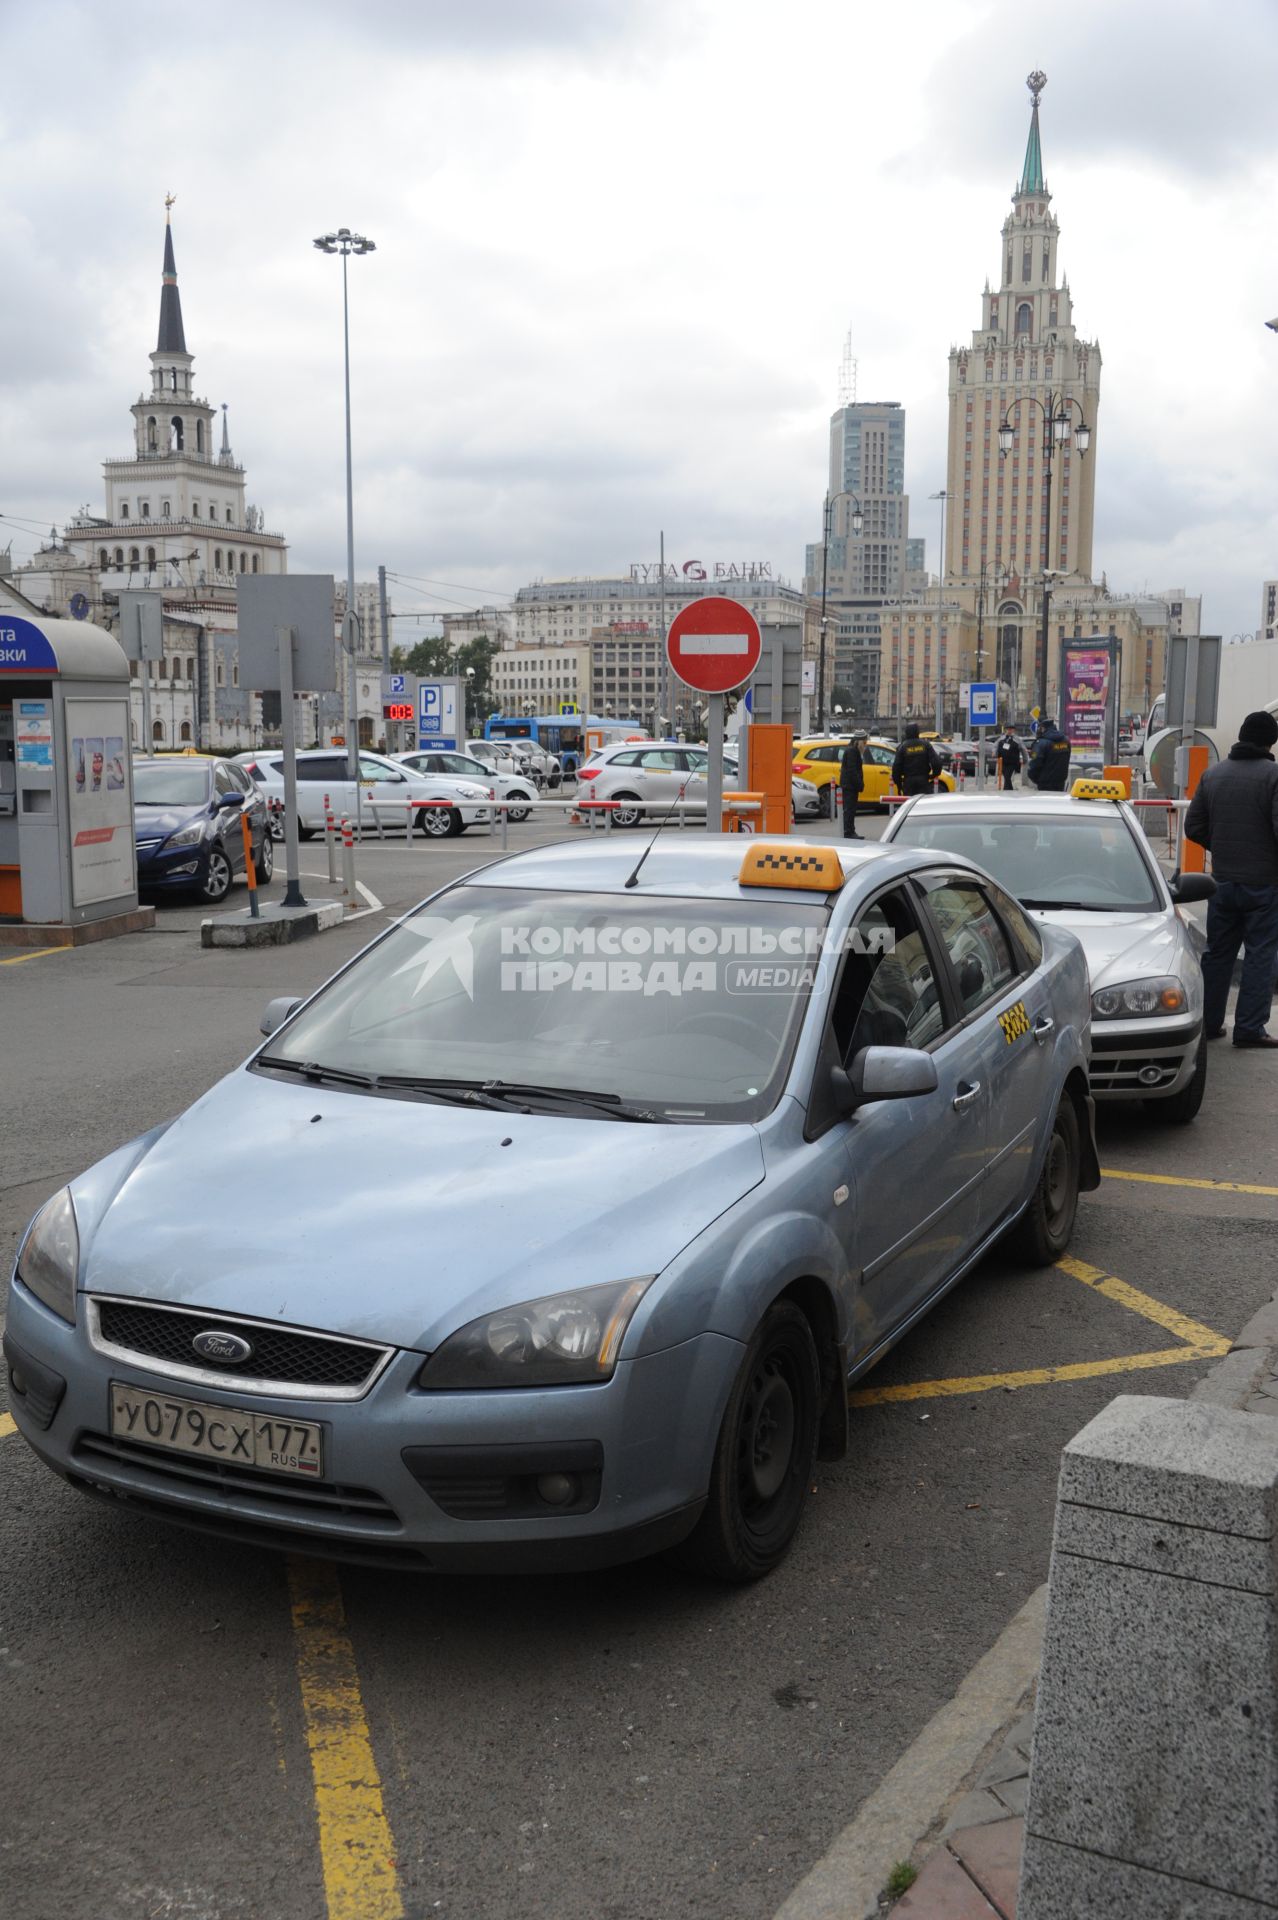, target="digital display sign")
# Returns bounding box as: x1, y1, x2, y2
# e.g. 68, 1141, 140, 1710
383, 702, 414, 721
